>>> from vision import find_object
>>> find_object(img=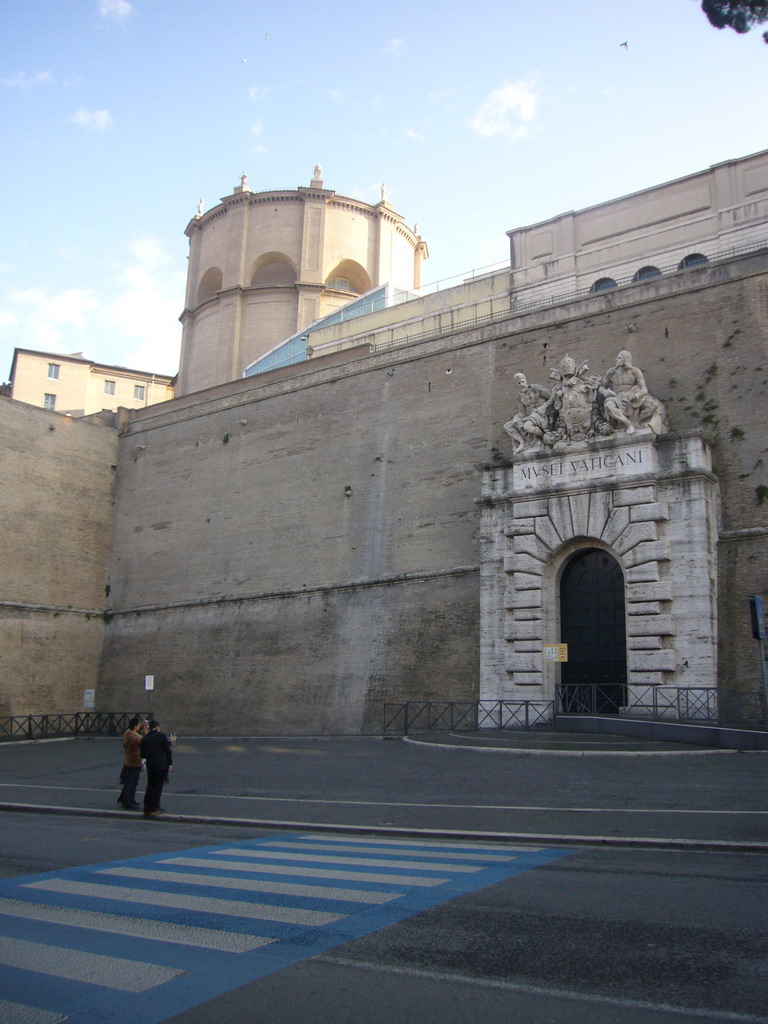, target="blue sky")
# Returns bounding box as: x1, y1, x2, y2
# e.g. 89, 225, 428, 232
1, 0, 766, 380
